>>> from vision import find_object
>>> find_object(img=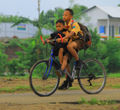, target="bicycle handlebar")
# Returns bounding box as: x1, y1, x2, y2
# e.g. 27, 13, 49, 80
40, 35, 63, 45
